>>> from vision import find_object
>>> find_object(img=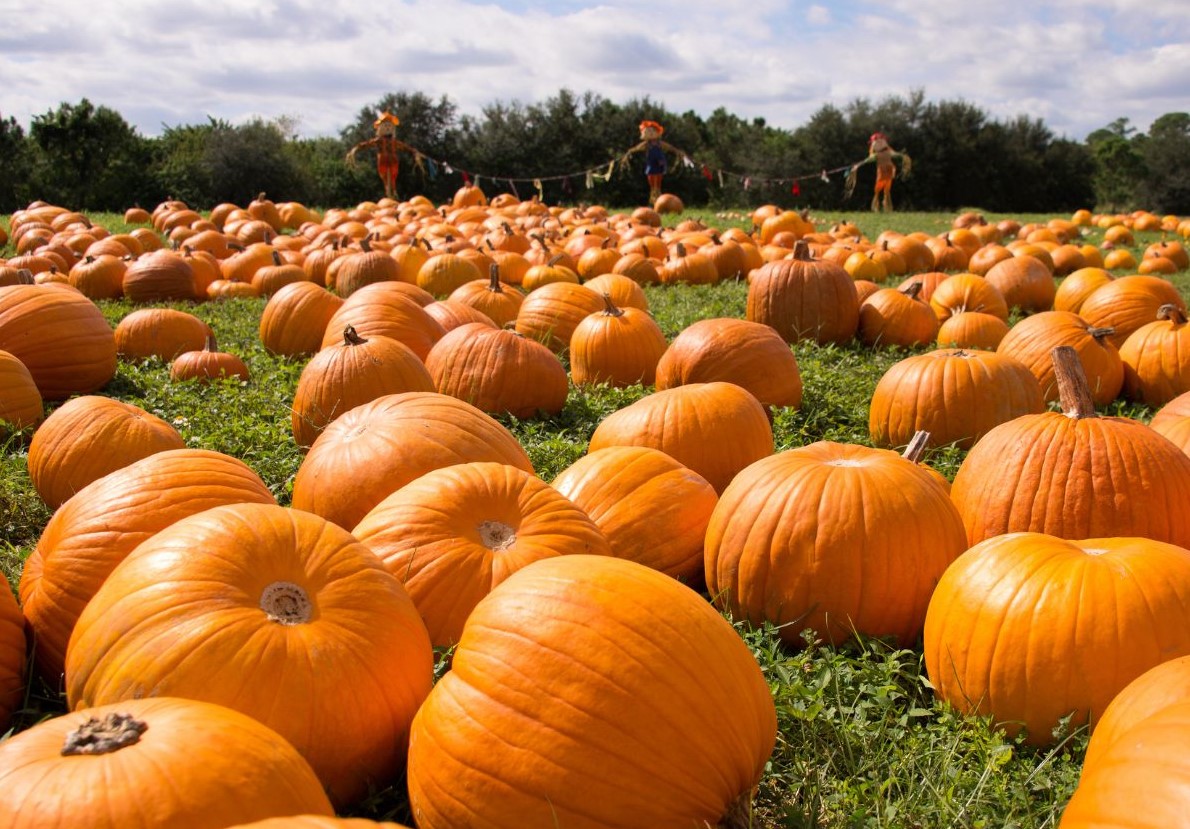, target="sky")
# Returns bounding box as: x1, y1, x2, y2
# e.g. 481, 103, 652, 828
2, 0, 1187, 145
